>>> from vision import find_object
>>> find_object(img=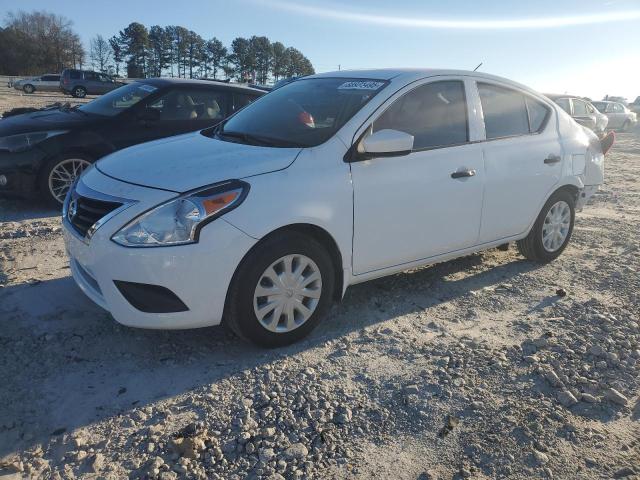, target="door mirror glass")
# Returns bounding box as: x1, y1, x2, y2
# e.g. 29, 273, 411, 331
359, 129, 414, 155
